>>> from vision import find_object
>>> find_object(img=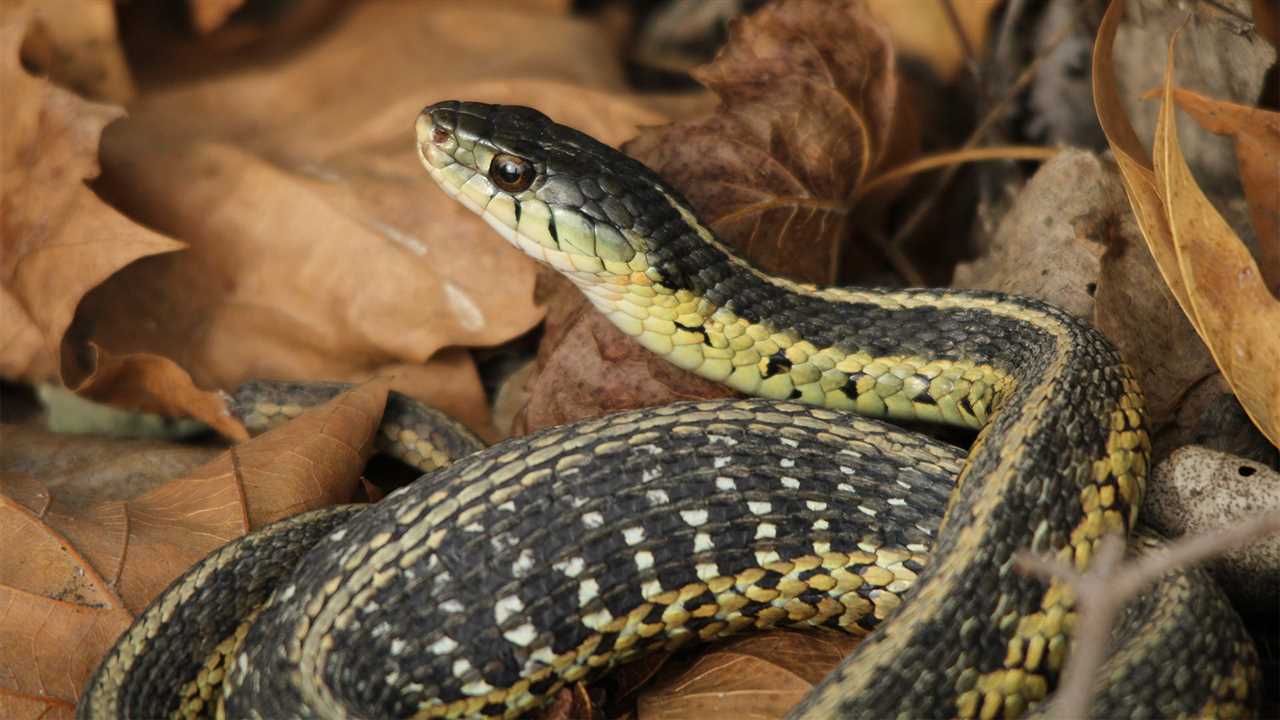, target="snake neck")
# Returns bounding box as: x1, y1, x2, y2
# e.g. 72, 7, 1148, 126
568, 194, 1152, 718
